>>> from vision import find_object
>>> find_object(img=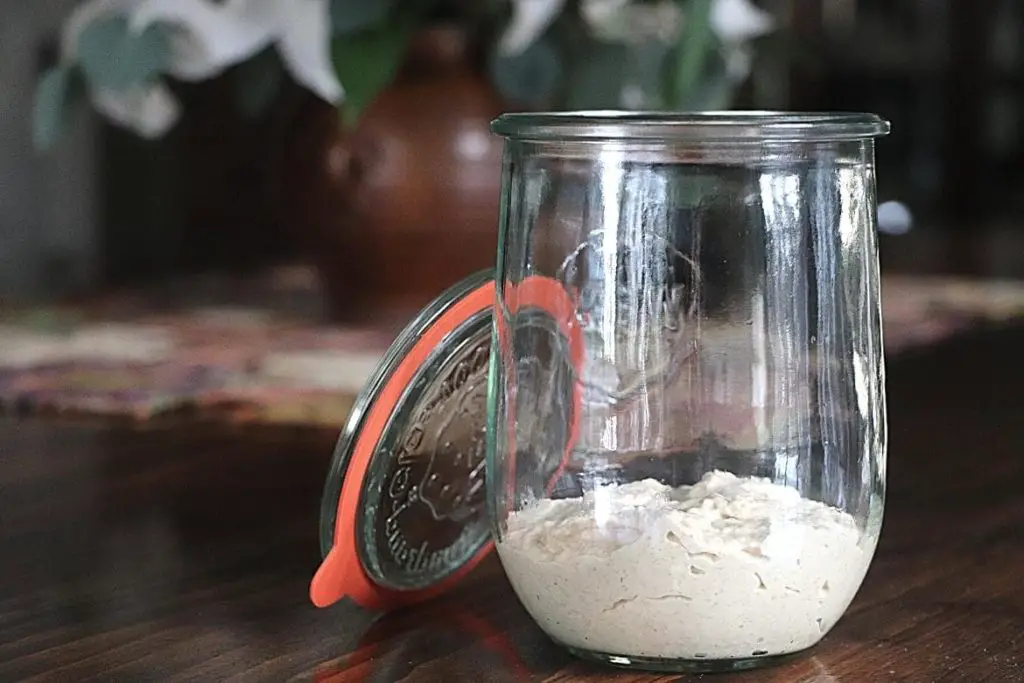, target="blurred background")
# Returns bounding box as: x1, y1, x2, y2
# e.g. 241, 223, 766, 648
2, 0, 1024, 423
4, 6, 1024, 680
